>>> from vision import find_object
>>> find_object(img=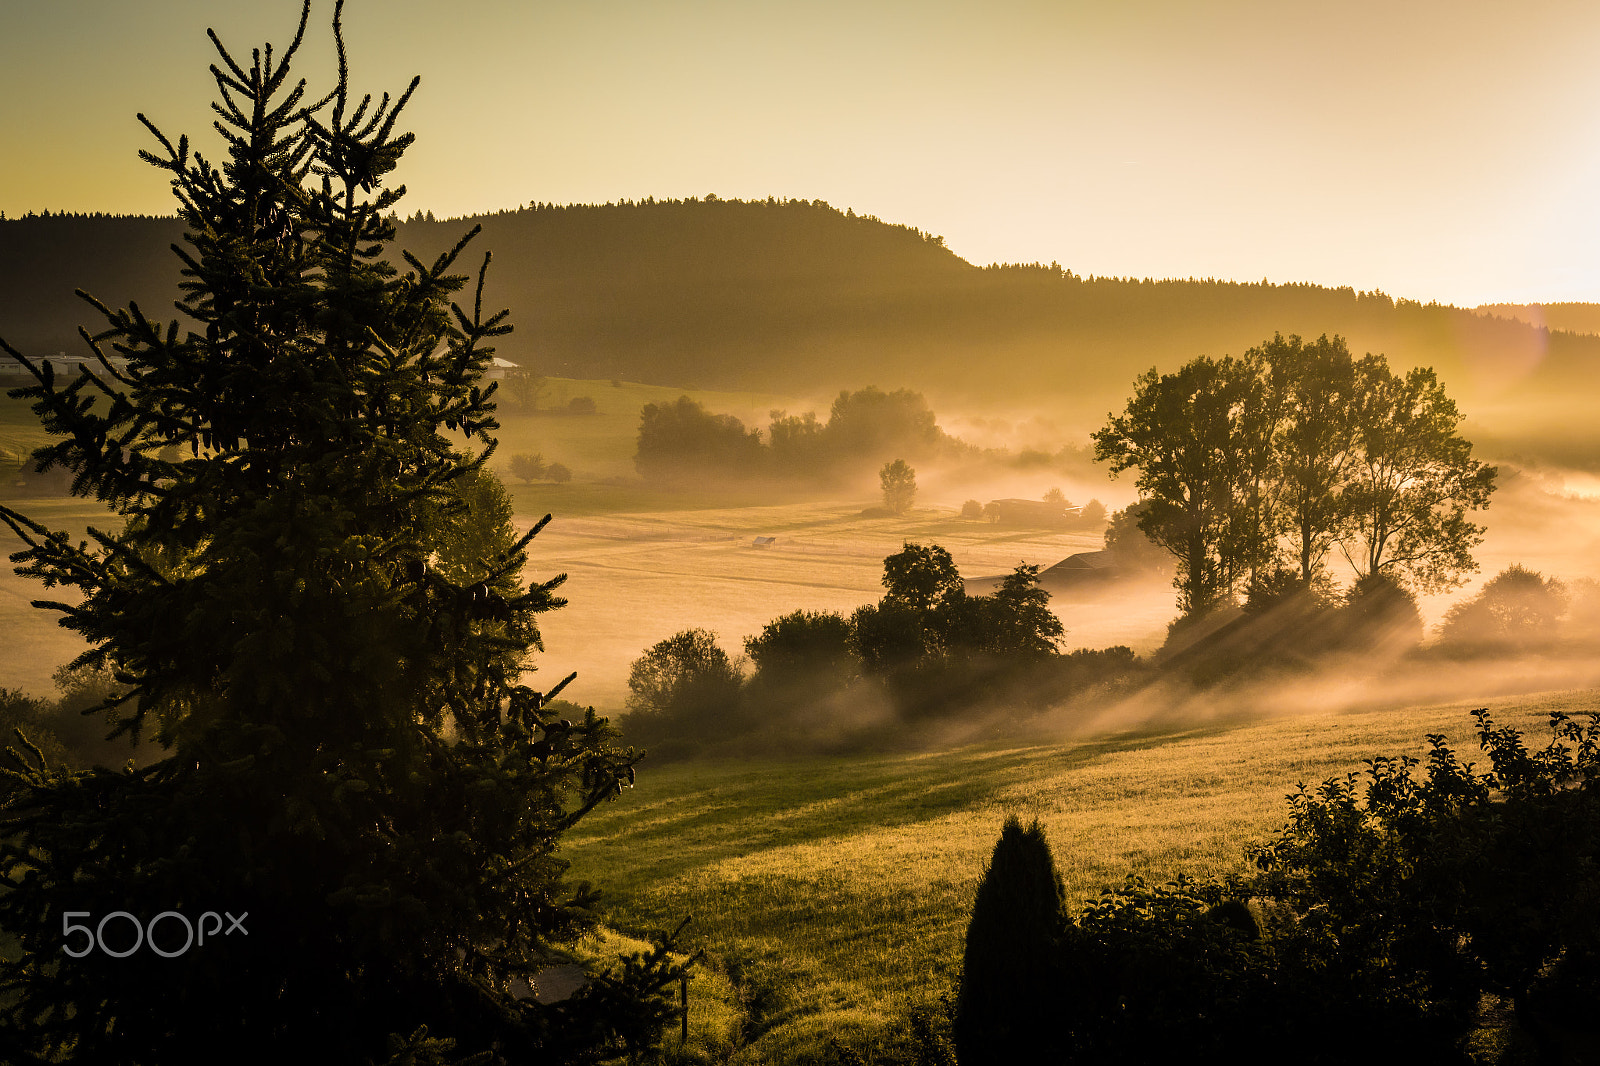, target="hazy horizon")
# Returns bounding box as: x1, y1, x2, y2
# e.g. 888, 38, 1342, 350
7, 1, 1600, 308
